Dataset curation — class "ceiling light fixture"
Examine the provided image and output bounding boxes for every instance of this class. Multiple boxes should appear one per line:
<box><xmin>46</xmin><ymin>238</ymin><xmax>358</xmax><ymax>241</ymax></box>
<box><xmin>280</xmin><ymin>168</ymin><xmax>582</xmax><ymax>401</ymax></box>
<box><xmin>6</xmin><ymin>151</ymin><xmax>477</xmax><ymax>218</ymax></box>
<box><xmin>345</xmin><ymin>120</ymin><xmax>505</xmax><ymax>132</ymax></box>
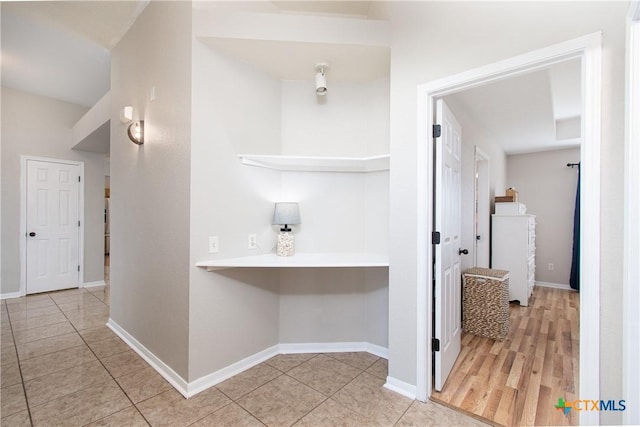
<box><xmin>127</xmin><ymin>120</ymin><xmax>144</xmax><ymax>145</ymax></box>
<box><xmin>315</xmin><ymin>63</ymin><xmax>329</xmax><ymax>96</ymax></box>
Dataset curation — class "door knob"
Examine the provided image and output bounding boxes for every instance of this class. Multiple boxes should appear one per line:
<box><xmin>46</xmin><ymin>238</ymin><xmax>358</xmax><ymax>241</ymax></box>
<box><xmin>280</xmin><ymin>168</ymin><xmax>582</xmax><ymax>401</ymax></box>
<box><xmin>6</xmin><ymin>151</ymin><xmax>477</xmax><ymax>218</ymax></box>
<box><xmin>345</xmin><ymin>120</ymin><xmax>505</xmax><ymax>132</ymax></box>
<box><xmin>28</xmin><ymin>232</ymin><xmax>36</xmax><ymax>237</ymax></box>
<box><xmin>459</xmin><ymin>248</ymin><xmax>469</xmax><ymax>255</ymax></box>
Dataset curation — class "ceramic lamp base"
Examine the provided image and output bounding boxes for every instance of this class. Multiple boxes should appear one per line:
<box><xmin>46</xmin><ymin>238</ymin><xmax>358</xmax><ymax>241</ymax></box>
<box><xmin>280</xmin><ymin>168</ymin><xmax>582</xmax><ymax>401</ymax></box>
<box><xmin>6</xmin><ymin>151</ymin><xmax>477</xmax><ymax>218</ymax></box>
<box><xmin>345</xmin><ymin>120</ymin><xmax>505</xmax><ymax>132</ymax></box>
<box><xmin>276</xmin><ymin>232</ymin><xmax>294</xmax><ymax>257</ymax></box>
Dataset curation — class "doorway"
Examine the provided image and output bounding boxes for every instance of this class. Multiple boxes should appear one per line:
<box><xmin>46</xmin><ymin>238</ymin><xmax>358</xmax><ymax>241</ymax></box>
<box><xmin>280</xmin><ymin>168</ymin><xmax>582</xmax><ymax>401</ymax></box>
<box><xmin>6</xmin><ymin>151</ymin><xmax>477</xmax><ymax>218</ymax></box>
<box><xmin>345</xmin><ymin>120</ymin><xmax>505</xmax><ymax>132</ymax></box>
<box><xmin>20</xmin><ymin>156</ymin><xmax>85</xmax><ymax>295</ymax></box>
<box><xmin>417</xmin><ymin>33</ymin><xmax>602</xmax><ymax>427</ymax></box>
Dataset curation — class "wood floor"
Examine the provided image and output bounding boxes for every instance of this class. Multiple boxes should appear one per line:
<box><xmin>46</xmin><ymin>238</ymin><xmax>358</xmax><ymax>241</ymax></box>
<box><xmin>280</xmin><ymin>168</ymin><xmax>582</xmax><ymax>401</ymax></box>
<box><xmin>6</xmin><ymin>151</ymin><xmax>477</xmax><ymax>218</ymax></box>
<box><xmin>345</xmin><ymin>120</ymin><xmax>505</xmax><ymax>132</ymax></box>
<box><xmin>431</xmin><ymin>286</ymin><xmax>579</xmax><ymax>426</ymax></box>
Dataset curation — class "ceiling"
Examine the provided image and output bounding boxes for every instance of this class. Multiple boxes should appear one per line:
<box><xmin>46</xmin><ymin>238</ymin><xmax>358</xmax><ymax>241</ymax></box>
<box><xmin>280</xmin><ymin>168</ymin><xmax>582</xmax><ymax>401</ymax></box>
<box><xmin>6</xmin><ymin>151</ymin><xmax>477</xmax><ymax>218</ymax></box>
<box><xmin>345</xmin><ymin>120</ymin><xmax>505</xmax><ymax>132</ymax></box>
<box><xmin>202</xmin><ymin>38</ymin><xmax>389</xmax><ymax>82</ymax></box>
<box><xmin>444</xmin><ymin>59</ymin><xmax>582</xmax><ymax>155</ymax></box>
<box><xmin>2</xmin><ymin>1</ymin><xmax>579</xmax><ymax>156</ymax></box>
<box><xmin>1</xmin><ymin>1</ymin><xmax>147</xmax><ymax>107</ymax></box>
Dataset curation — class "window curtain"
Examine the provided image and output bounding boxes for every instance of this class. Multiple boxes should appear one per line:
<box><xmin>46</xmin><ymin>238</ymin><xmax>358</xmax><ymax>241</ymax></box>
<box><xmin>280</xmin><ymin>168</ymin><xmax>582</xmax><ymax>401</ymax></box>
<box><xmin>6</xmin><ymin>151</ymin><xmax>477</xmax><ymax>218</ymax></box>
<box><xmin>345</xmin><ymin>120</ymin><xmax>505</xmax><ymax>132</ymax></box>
<box><xmin>570</xmin><ymin>164</ymin><xmax>580</xmax><ymax>291</ymax></box>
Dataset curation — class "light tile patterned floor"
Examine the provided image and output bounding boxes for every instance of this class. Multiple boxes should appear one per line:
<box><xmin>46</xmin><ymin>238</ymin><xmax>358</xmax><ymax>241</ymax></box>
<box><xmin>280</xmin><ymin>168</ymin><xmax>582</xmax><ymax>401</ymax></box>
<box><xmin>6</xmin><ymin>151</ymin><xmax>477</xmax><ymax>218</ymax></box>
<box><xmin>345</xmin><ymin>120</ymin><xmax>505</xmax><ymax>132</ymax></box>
<box><xmin>1</xmin><ymin>283</ymin><xmax>488</xmax><ymax>426</ymax></box>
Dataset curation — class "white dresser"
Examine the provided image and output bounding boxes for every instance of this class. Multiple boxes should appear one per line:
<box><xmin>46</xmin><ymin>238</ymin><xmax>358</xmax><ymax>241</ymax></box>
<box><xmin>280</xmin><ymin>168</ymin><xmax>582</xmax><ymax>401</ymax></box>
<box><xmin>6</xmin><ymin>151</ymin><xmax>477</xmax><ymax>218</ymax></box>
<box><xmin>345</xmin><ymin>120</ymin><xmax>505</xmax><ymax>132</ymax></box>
<box><xmin>491</xmin><ymin>209</ymin><xmax>536</xmax><ymax>306</ymax></box>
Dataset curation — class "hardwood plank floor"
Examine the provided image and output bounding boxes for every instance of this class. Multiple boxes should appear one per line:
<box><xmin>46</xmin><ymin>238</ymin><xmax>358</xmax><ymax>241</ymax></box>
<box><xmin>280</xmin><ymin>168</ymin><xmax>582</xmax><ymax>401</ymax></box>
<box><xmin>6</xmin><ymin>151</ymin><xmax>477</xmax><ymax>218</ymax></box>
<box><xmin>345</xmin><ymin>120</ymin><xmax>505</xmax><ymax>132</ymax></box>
<box><xmin>431</xmin><ymin>286</ymin><xmax>579</xmax><ymax>426</ymax></box>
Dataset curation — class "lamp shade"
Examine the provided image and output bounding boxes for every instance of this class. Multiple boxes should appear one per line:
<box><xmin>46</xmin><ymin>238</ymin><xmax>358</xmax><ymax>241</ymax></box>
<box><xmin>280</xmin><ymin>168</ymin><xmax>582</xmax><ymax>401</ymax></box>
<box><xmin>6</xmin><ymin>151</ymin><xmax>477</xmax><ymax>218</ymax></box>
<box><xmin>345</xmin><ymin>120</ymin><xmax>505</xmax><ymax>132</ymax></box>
<box><xmin>272</xmin><ymin>202</ymin><xmax>301</xmax><ymax>226</ymax></box>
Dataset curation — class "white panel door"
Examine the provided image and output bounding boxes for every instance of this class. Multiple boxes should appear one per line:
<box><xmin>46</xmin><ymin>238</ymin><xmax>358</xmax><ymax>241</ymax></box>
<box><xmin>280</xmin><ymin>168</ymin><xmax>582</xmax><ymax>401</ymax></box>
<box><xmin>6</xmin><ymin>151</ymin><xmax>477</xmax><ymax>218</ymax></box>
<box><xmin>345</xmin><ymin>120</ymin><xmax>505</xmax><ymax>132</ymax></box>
<box><xmin>434</xmin><ymin>99</ymin><xmax>463</xmax><ymax>391</ymax></box>
<box><xmin>26</xmin><ymin>159</ymin><xmax>80</xmax><ymax>294</ymax></box>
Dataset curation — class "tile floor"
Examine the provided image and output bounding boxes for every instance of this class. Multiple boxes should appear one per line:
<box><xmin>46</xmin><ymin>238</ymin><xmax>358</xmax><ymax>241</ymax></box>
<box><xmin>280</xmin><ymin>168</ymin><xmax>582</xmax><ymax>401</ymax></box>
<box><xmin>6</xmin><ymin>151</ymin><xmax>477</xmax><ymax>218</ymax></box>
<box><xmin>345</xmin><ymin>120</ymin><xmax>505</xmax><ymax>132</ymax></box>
<box><xmin>1</xmin><ymin>283</ymin><xmax>488</xmax><ymax>426</ymax></box>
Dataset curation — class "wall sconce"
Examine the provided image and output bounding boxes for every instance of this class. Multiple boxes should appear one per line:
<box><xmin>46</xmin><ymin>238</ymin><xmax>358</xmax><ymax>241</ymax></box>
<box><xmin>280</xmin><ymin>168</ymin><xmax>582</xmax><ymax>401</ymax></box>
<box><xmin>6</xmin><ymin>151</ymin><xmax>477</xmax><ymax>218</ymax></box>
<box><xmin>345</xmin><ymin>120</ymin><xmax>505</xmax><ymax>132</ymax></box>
<box><xmin>127</xmin><ymin>120</ymin><xmax>144</xmax><ymax>145</ymax></box>
<box><xmin>315</xmin><ymin>63</ymin><xmax>329</xmax><ymax>96</ymax></box>
<box><xmin>272</xmin><ymin>202</ymin><xmax>301</xmax><ymax>257</ymax></box>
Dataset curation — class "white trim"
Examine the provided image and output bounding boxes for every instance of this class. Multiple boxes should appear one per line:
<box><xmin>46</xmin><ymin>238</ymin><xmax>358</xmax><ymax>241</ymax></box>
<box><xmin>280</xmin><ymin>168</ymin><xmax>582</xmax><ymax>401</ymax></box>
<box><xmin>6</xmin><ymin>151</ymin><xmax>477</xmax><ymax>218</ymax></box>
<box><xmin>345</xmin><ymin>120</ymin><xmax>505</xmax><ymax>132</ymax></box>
<box><xmin>20</xmin><ymin>156</ymin><xmax>85</xmax><ymax>297</ymax></box>
<box><xmin>384</xmin><ymin>376</ymin><xmax>417</xmax><ymax>400</ymax></box>
<box><xmin>107</xmin><ymin>318</ymin><xmax>190</xmax><ymax>397</ymax></box>
<box><xmin>624</xmin><ymin>2</ymin><xmax>640</xmax><ymax>425</ymax></box>
<box><xmin>0</xmin><ymin>292</ymin><xmax>22</xmax><ymax>300</ymax></box>
<box><xmin>81</xmin><ymin>280</ymin><xmax>107</xmax><ymax>289</ymax></box>
<box><xmin>473</xmin><ymin>146</ymin><xmax>491</xmax><ymax>268</ymax></box>
<box><xmin>364</xmin><ymin>342</ymin><xmax>389</xmax><ymax>359</ymax></box>
<box><xmin>415</xmin><ymin>33</ymin><xmax>602</xmax><ymax>427</ymax></box>
<box><xmin>188</xmin><ymin>345</ymin><xmax>280</xmax><ymax>397</ymax></box>
<box><xmin>279</xmin><ymin>341</ymin><xmax>389</xmax><ymax>359</ymax></box>
<box><xmin>106</xmin><ymin>321</ymin><xmax>391</xmax><ymax>399</ymax></box>
<box><xmin>535</xmin><ymin>281</ymin><xmax>572</xmax><ymax>291</ymax></box>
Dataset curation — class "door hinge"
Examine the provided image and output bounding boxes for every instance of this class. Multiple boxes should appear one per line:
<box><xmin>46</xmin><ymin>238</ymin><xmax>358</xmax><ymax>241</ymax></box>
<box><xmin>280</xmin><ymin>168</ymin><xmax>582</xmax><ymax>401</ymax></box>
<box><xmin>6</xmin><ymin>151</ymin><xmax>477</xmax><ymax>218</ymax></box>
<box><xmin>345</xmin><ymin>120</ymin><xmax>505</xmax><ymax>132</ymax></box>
<box><xmin>432</xmin><ymin>338</ymin><xmax>440</xmax><ymax>352</ymax></box>
<box><xmin>77</xmin><ymin>265</ymin><xmax>80</xmax><ymax>272</ymax></box>
<box><xmin>433</xmin><ymin>124</ymin><xmax>442</xmax><ymax>138</ymax></box>
<box><xmin>78</xmin><ymin>220</ymin><xmax>81</xmax><ymax>227</ymax></box>
<box><xmin>432</xmin><ymin>231</ymin><xmax>441</xmax><ymax>245</ymax></box>
<box><xmin>78</xmin><ymin>176</ymin><xmax>81</xmax><ymax>182</ymax></box>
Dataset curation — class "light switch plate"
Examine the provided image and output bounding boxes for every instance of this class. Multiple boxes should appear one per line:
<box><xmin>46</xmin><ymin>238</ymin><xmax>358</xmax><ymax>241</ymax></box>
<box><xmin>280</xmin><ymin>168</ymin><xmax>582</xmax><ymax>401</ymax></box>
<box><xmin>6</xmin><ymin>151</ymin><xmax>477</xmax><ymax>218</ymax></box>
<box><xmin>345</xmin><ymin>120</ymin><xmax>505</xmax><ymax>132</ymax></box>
<box><xmin>208</xmin><ymin>236</ymin><xmax>219</xmax><ymax>253</ymax></box>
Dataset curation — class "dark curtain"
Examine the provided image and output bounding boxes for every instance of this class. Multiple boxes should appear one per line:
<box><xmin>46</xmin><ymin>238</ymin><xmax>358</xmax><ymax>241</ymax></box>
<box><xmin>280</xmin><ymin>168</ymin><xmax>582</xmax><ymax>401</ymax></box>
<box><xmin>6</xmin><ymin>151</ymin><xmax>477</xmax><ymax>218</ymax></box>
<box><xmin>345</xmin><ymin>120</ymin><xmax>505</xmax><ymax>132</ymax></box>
<box><xmin>570</xmin><ymin>164</ymin><xmax>580</xmax><ymax>291</ymax></box>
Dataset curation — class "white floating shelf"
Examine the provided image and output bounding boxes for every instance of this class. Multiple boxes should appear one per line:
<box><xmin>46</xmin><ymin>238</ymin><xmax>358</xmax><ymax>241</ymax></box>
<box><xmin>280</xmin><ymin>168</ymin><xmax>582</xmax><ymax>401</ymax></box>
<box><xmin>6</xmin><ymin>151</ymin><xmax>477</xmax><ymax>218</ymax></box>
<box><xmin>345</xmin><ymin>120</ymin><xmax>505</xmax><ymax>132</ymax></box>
<box><xmin>238</xmin><ymin>154</ymin><xmax>389</xmax><ymax>173</ymax></box>
<box><xmin>196</xmin><ymin>253</ymin><xmax>389</xmax><ymax>271</ymax></box>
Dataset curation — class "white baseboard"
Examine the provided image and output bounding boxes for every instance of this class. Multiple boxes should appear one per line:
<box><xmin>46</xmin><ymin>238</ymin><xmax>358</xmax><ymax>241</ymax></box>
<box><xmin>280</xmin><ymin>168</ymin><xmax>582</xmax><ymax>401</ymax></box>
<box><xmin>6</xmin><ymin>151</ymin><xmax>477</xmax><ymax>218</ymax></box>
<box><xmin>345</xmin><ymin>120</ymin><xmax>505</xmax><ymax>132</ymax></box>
<box><xmin>364</xmin><ymin>342</ymin><xmax>389</xmax><ymax>359</ymax></box>
<box><xmin>188</xmin><ymin>345</ymin><xmax>279</xmax><ymax>397</ymax></box>
<box><xmin>279</xmin><ymin>341</ymin><xmax>388</xmax><ymax>359</ymax></box>
<box><xmin>82</xmin><ymin>280</ymin><xmax>106</xmax><ymax>289</ymax></box>
<box><xmin>536</xmin><ymin>281</ymin><xmax>572</xmax><ymax>291</ymax></box>
<box><xmin>105</xmin><ymin>323</ymin><xmax>393</xmax><ymax>400</ymax></box>
<box><xmin>0</xmin><ymin>291</ymin><xmax>22</xmax><ymax>300</ymax></box>
<box><xmin>384</xmin><ymin>376</ymin><xmax>417</xmax><ymax>399</ymax></box>
<box><xmin>106</xmin><ymin>318</ymin><xmax>190</xmax><ymax>397</ymax></box>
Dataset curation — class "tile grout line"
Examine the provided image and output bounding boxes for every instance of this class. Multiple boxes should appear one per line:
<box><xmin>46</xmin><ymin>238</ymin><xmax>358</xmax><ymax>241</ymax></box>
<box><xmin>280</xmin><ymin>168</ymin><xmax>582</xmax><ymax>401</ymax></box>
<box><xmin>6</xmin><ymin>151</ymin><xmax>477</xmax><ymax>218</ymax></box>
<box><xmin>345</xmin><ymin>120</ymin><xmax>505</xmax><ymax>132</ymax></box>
<box><xmin>48</xmin><ymin>288</ymin><xmax>153</xmax><ymax>427</ymax></box>
<box><xmin>282</xmin><ymin>355</ymin><xmax>381</xmax><ymax>426</ymax></box>
<box><xmin>5</xmin><ymin>295</ymin><xmax>51</xmax><ymax>426</ymax></box>
<box><xmin>184</xmin><ymin>401</ymin><xmax>236</xmax><ymax>427</ymax></box>
<box><xmin>393</xmin><ymin>399</ymin><xmax>416</xmax><ymax>427</ymax></box>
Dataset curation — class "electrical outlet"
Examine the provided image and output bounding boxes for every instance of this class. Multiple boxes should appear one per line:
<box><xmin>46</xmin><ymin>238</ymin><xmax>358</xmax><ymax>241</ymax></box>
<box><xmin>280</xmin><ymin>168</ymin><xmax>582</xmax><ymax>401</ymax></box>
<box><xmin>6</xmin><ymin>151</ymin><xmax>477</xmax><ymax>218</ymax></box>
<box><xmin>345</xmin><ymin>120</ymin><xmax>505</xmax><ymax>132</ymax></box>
<box><xmin>208</xmin><ymin>236</ymin><xmax>219</xmax><ymax>253</ymax></box>
<box><xmin>548</xmin><ymin>263</ymin><xmax>554</xmax><ymax>271</ymax></box>
<box><xmin>248</xmin><ymin>234</ymin><xmax>257</xmax><ymax>249</ymax></box>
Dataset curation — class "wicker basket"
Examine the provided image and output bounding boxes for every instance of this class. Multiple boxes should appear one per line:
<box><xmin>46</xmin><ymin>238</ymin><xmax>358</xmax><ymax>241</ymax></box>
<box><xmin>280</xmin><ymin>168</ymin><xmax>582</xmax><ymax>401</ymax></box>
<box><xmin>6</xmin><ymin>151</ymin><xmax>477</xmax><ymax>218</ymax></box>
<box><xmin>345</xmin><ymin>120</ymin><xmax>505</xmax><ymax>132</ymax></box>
<box><xmin>462</xmin><ymin>267</ymin><xmax>510</xmax><ymax>341</ymax></box>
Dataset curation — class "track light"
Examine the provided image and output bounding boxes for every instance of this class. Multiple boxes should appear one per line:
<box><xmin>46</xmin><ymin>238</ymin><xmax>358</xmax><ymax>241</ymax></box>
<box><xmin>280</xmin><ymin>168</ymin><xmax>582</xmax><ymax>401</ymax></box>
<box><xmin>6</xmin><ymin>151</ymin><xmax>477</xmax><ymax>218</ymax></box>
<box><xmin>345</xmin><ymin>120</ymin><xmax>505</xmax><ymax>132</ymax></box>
<box><xmin>315</xmin><ymin>63</ymin><xmax>329</xmax><ymax>96</ymax></box>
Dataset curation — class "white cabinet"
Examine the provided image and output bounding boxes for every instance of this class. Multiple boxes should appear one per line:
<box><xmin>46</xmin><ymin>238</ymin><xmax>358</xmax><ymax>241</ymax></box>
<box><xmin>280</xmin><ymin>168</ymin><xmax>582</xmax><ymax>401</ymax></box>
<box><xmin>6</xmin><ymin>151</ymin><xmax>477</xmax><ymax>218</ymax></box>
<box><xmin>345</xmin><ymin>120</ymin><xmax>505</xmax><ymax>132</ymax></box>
<box><xmin>495</xmin><ymin>202</ymin><xmax>527</xmax><ymax>215</ymax></box>
<box><xmin>491</xmin><ymin>214</ymin><xmax>536</xmax><ymax>306</ymax></box>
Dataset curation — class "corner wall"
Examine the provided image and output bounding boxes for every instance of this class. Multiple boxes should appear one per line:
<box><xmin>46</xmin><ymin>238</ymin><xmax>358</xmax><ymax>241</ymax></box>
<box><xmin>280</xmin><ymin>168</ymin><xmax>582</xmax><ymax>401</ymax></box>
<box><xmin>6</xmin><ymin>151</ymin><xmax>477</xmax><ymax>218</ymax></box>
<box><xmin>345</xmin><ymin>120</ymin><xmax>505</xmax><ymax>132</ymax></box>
<box><xmin>189</xmin><ymin>11</ymin><xmax>390</xmax><ymax>381</ymax></box>
<box><xmin>109</xmin><ymin>1</ymin><xmax>192</xmax><ymax>380</ymax></box>
<box><xmin>188</xmin><ymin>35</ymin><xmax>282</xmax><ymax>382</ymax></box>
<box><xmin>0</xmin><ymin>88</ymin><xmax>105</xmax><ymax>294</ymax></box>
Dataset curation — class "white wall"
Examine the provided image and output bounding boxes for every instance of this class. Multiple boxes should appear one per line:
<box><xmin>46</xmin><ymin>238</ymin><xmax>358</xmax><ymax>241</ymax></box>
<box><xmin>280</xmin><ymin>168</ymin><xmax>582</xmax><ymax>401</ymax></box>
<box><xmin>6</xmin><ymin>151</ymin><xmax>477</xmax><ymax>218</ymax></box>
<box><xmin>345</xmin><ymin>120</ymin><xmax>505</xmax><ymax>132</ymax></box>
<box><xmin>277</xmin><ymin>79</ymin><xmax>389</xmax><ymax>349</ymax></box>
<box><xmin>109</xmin><ymin>1</ymin><xmax>192</xmax><ymax>380</ymax></box>
<box><xmin>387</xmin><ymin>3</ymin><xmax>627</xmax><ymax>422</ymax></box>
<box><xmin>444</xmin><ymin>97</ymin><xmax>507</xmax><ymax>272</ymax></box>
<box><xmin>508</xmin><ymin>148</ymin><xmax>580</xmax><ymax>285</ymax></box>
<box><xmin>277</xmin><ymin>170</ymin><xmax>389</xmax><ymax>347</ymax></box>
<box><xmin>188</xmin><ymin>34</ymin><xmax>282</xmax><ymax>381</ymax></box>
<box><xmin>0</xmin><ymin>87</ymin><xmax>105</xmax><ymax>294</ymax></box>
<box><xmin>281</xmin><ymin>79</ymin><xmax>389</xmax><ymax>157</ymax></box>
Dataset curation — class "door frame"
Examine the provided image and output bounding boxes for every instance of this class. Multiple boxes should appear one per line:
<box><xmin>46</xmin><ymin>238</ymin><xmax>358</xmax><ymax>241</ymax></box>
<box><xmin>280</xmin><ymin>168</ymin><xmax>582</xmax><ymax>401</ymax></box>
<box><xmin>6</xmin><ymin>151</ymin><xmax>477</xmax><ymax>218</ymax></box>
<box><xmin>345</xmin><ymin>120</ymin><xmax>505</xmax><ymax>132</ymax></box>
<box><xmin>20</xmin><ymin>156</ymin><xmax>85</xmax><ymax>296</ymax></box>
<box><xmin>624</xmin><ymin>1</ymin><xmax>640</xmax><ymax>424</ymax></box>
<box><xmin>416</xmin><ymin>32</ymin><xmax>602</xmax><ymax>426</ymax></box>
<box><xmin>473</xmin><ymin>146</ymin><xmax>490</xmax><ymax>268</ymax></box>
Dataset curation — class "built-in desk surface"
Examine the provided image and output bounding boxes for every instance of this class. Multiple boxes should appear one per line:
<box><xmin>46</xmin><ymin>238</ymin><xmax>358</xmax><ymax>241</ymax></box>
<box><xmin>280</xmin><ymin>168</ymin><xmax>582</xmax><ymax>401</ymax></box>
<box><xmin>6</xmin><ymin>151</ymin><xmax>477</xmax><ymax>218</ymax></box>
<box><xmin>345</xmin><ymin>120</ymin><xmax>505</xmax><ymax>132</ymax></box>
<box><xmin>196</xmin><ymin>253</ymin><xmax>389</xmax><ymax>271</ymax></box>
